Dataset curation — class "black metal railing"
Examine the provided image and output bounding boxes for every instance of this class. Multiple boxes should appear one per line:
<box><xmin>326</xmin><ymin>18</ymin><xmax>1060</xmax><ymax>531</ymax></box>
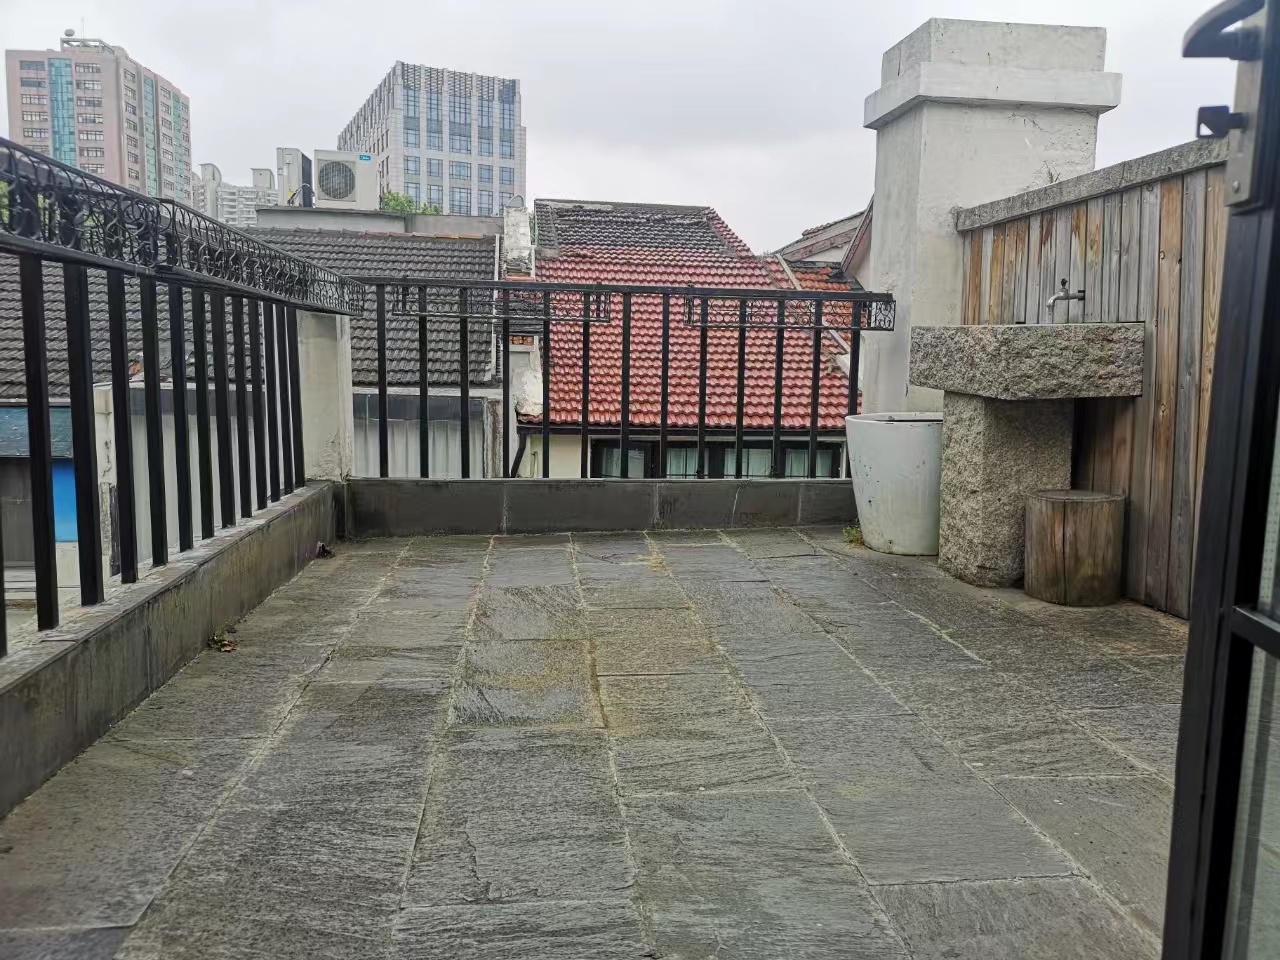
<box><xmin>0</xmin><ymin>137</ymin><xmax>365</xmax><ymax>656</ymax></box>
<box><xmin>361</xmin><ymin>277</ymin><xmax>893</xmax><ymax>484</ymax></box>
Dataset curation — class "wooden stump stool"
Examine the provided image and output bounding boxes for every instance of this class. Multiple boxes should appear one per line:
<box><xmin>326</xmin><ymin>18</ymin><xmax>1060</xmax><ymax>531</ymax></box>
<box><xmin>1025</xmin><ymin>490</ymin><xmax>1125</xmax><ymax>606</ymax></box>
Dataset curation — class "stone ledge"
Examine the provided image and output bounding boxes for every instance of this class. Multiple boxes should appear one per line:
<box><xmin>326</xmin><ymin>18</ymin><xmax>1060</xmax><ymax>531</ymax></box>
<box><xmin>910</xmin><ymin>323</ymin><xmax>1144</xmax><ymax>400</ymax></box>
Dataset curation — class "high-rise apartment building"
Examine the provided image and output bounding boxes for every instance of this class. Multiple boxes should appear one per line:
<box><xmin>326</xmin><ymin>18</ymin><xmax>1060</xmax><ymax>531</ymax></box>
<box><xmin>5</xmin><ymin>33</ymin><xmax>192</xmax><ymax>204</ymax></box>
<box><xmin>193</xmin><ymin>163</ymin><xmax>276</xmax><ymax>229</ymax></box>
<box><xmin>338</xmin><ymin>63</ymin><xmax>526</xmax><ymax>217</ymax></box>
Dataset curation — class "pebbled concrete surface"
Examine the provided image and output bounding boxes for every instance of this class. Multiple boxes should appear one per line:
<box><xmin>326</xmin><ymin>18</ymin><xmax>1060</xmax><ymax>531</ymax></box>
<box><xmin>0</xmin><ymin>526</ymin><xmax>1184</xmax><ymax>958</ymax></box>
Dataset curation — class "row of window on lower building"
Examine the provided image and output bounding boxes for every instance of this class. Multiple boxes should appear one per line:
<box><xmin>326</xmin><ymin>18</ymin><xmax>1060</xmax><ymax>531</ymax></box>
<box><xmin>591</xmin><ymin>440</ymin><xmax>843</xmax><ymax>480</ymax></box>
<box><xmin>402</xmin><ymin>158</ymin><xmax>515</xmax><ymax>184</ymax></box>
<box><xmin>401</xmin><ymin>183</ymin><xmax>515</xmax><ymax>215</ymax></box>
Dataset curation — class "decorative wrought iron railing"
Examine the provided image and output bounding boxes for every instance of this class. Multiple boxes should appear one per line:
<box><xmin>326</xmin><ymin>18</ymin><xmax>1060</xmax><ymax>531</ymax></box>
<box><xmin>361</xmin><ymin>276</ymin><xmax>895</xmax><ymax>485</ymax></box>
<box><xmin>0</xmin><ymin>137</ymin><xmax>361</xmax><ymax>656</ymax></box>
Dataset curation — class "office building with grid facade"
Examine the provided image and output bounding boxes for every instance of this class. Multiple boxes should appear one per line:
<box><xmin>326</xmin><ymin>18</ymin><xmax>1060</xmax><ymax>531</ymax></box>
<box><xmin>337</xmin><ymin>63</ymin><xmax>526</xmax><ymax>217</ymax></box>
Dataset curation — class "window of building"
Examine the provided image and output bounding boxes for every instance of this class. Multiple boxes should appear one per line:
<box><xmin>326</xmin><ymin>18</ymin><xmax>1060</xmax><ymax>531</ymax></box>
<box><xmin>82</xmin><ymin>163</ymin><xmax>105</xmax><ymax>173</ymax></box>
<box><xmin>403</xmin><ymin>86</ymin><xmax>419</xmax><ymax>117</ymax></box>
<box><xmin>449</xmin><ymin>161</ymin><xmax>471</xmax><ymax>180</ymax></box>
<box><xmin>499</xmin><ymin>166</ymin><xmax>515</xmax><ymax>186</ymax></box>
<box><xmin>21</xmin><ymin>94</ymin><xmax>47</xmax><ymax>105</ymax></box>
<box><xmin>22</xmin><ymin>127</ymin><xmax>49</xmax><ymax>139</ymax></box>
<box><xmin>128</xmin><ymin>151</ymin><xmax>139</xmax><ymax>164</ymax></box>
<box><xmin>162</xmin><ymin>134</ymin><xmax>172</xmax><ymax>146</ymax></box>
<box><xmin>405</xmin><ymin>182</ymin><xmax>421</xmax><ymax>202</ymax></box>
<box><xmin>126</xmin><ymin>135</ymin><xmax>139</xmax><ymax>148</ymax></box>
<box><xmin>427</xmin><ymin>131</ymin><xmax>443</xmax><ymax>151</ymax></box>
<box><xmin>405</xmin><ymin>156</ymin><xmax>420</xmax><ymax>175</ymax></box>
<box><xmin>124</xmin><ymin>85</ymin><xmax>136</xmax><ymax>99</ymax></box>
<box><xmin>449</xmin><ymin>186</ymin><xmax>470</xmax><ymax>215</ymax></box>
<box><xmin>478</xmin><ymin>136</ymin><xmax>493</xmax><ymax>157</ymax></box>
<box><xmin>75</xmin><ymin>79</ymin><xmax>102</xmax><ymax>90</ymax></box>
<box><xmin>426</xmin><ymin>184</ymin><xmax>443</xmax><ymax>207</ymax></box>
<box><xmin>162</xmin><ymin>149</ymin><xmax>174</xmax><ymax>161</ymax></box>
<box><xmin>449</xmin><ymin>128</ymin><xmax>471</xmax><ymax>154</ymax></box>
<box><xmin>478</xmin><ymin>164</ymin><xmax>492</xmax><ymax>183</ymax></box>
<box><xmin>19</xmin><ymin>60</ymin><xmax>45</xmax><ymax>71</ymax></box>
<box><xmin>405</xmin><ymin>127</ymin><xmax>419</xmax><ymax>148</ymax></box>
<box><xmin>163</xmin><ymin>164</ymin><xmax>174</xmax><ymax>176</ymax></box>
<box><xmin>499</xmin><ymin>191</ymin><xmax>514</xmax><ymax>210</ymax></box>
<box><xmin>500</xmin><ymin>100</ymin><xmax>516</xmax><ymax>130</ymax></box>
<box><xmin>500</xmin><ymin>139</ymin><xmax>515</xmax><ymax>159</ymax></box>
<box><xmin>477</xmin><ymin>189</ymin><xmax>493</xmax><ymax>216</ymax></box>
<box><xmin>75</xmin><ymin>96</ymin><xmax>101</xmax><ymax>107</ymax></box>
<box><xmin>128</xmin><ymin>169</ymin><xmax>140</xmax><ymax>181</ymax></box>
<box><xmin>448</xmin><ymin>93</ymin><xmax>470</xmax><ymax>125</ymax></box>
<box><xmin>77</xmin><ymin>130</ymin><xmax>104</xmax><ymax>141</ymax></box>
<box><xmin>21</xmin><ymin>111</ymin><xmax>48</xmax><ymax>123</ymax></box>
<box><xmin>74</xmin><ymin>62</ymin><xmax>101</xmax><ymax>73</ymax></box>
<box><xmin>125</xmin><ymin>118</ymin><xmax>137</xmax><ymax>131</ymax></box>
<box><xmin>426</xmin><ymin>158</ymin><xmax>442</xmax><ymax>178</ymax></box>
<box><xmin>161</xmin><ymin>118</ymin><xmax>172</xmax><ymax>130</ymax></box>
<box><xmin>124</xmin><ymin>69</ymin><xmax>136</xmax><ymax>81</ymax></box>
<box><xmin>79</xmin><ymin>146</ymin><xmax>105</xmax><ymax>157</ymax></box>
<box><xmin>20</xmin><ymin>78</ymin><xmax>46</xmax><ymax>88</ymax></box>
<box><xmin>160</xmin><ymin>102</ymin><xmax>171</xmax><ymax>115</ymax></box>
<box><xmin>77</xmin><ymin>114</ymin><xmax>103</xmax><ymax>124</ymax></box>
<box><xmin>163</xmin><ymin>180</ymin><xmax>174</xmax><ymax>191</ymax></box>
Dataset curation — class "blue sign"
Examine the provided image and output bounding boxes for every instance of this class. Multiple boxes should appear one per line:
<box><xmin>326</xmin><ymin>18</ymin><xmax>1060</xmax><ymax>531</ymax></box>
<box><xmin>359</xmin><ymin>154</ymin><xmax>372</xmax><ymax>161</ymax></box>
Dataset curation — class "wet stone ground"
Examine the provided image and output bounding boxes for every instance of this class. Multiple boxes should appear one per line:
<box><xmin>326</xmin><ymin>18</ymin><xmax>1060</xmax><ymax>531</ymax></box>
<box><xmin>0</xmin><ymin>527</ymin><xmax>1187</xmax><ymax>959</ymax></box>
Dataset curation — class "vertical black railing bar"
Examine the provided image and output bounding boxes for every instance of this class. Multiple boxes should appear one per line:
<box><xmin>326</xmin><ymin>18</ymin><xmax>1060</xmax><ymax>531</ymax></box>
<box><xmin>210</xmin><ymin>294</ymin><xmax>235</xmax><ymax>528</ymax></box>
<box><xmin>277</xmin><ymin>303</ymin><xmax>294</xmax><ymax>493</ymax></box>
<box><xmin>696</xmin><ymin>298</ymin><xmax>709</xmax><ymax>480</ymax></box>
<box><xmin>248</xmin><ymin>300</ymin><xmax>267</xmax><ymax>509</ymax></box>
<box><xmin>231</xmin><ymin>297</ymin><xmax>252</xmax><ymax>517</ymax></box>
<box><xmin>287</xmin><ymin>307</ymin><xmax>304</xmax><ymax>486</ymax></box>
<box><xmin>771</xmin><ymin>299</ymin><xmax>785</xmax><ymax>479</ymax></box>
<box><xmin>263</xmin><ymin>302</ymin><xmax>281</xmax><ymax>501</ymax></box>
<box><xmin>620</xmin><ymin>292</ymin><xmax>632</xmax><ymax>479</ymax></box>
<box><xmin>659</xmin><ymin>294</ymin><xmax>670</xmax><ymax>478</ymax></box>
<box><xmin>168</xmin><ymin>284</ymin><xmax>192</xmax><ymax>551</ymax></box>
<box><xmin>580</xmin><ymin>292</ymin><xmax>591</xmax><ymax>479</ymax></box>
<box><xmin>62</xmin><ymin>264</ymin><xmax>103</xmax><ymax>605</ymax></box>
<box><xmin>458</xmin><ymin>287</ymin><xmax>471</xmax><ymax>480</ymax></box>
<box><xmin>19</xmin><ymin>256</ymin><xmax>57</xmax><ymax>627</ymax></box>
<box><xmin>418</xmin><ymin>286</ymin><xmax>430</xmax><ymax>478</ymax></box>
<box><xmin>734</xmin><ymin>298</ymin><xmax>747</xmax><ymax>479</ymax></box>
<box><xmin>846</xmin><ymin>326</ymin><xmax>861</xmax><ymax>478</ymax></box>
<box><xmin>807</xmin><ymin>301</ymin><xmax>823</xmax><ymax>479</ymax></box>
<box><xmin>376</xmin><ymin>285</ymin><xmax>388</xmax><ymax>479</ymax></box>
<box><xmin>107</xmin><ymin>270</ymin><xmax>137</xmax><ymax>581</ymax></box>
<box><xmin>541</xmin><ymin>290</ymin><xmax>551</xmax><ymax>479</ymax></box>
<box><xmin>191</xmin><ymin>290</ymin><xmax>215</xmax><ymax>539</ymax></box>
<box><xmin>501</xmin><ymin>289</ymin><xmax>511</xmax><ymax>479</ymax></box>
<box><xmin>140</xmin><ymin>278</ymin><xmax>168</xmax><ymax>564</ymax></box>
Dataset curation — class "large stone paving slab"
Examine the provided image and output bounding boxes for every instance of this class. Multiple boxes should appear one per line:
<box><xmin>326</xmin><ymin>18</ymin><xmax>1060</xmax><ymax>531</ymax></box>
<box><xmin>405</xmin><ymin>729</ymin><xmax>632</xmax><ymax>906</ymax></box>
<box><xmin>877</xmin><ymin>876</ymin><xmax>1160</xmax><ymax>959</ymax></box>
<box><xmin>452</xmin><ymin>639</ymin><xmax>598</xmax><ymax>727</ymax></box>
<box><xmin>624</xmin><ymin>789</ymin><xmax>907</xmax><ymax>958</ymax></box>
<box><xmin>472</xmin><ymin>585</ymin><xmax>585</xmax><ymax>642</ymax></box>
<box><xmin>0</xmin><ymin>927</ymin><xmax>130</xmax><ymax>960</ymax></box>
<box><xmin>771</xmin><ymin>715</ymin><xmax>1072</xmax><ymax>885</ymax></box>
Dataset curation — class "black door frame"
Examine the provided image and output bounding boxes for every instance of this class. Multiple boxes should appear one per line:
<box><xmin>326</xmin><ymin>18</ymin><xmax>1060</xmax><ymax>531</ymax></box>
<box><xmin>1164</xmin><ymin>2</ymin><xmax>1280</xmax><ymax>956</ymax></box>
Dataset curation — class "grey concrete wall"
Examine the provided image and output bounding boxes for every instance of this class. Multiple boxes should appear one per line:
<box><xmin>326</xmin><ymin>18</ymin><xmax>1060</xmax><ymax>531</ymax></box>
<box><xmin>345</xmin><ymin>479</ymin><xmax>856</xmax><ymax>537</ymax></box>
<box><xmin>407</xmin><ymin>213</ymin><xmax>501</xmax><ymax>236</ymax></box>
<box><xmin>0</xmin><ymin>483</ymin><xmax>339</xmax><ymax>818</ymax></box>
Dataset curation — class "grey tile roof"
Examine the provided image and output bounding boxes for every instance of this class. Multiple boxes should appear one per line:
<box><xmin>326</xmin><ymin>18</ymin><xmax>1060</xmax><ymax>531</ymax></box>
<box><xmin>245</xmin><ymin>229</ymin><xmax>497</xmax><ymax>388</ymax></box>
<box><xmin>534</xmin><ymin>199</ymin><xmax>742</xmax><ymax>254</ymax></box>
<box><xmin>0</xmin><ymin>229</ymin><xmax>498</xmax><ymax>400</ymax></box>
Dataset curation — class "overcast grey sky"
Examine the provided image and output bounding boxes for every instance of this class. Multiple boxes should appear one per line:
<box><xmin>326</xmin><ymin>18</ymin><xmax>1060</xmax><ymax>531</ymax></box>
<box><xmin>0</xmin><ymin>0</ymin><xmax>1235</xmax><ymax>251</ymax></box>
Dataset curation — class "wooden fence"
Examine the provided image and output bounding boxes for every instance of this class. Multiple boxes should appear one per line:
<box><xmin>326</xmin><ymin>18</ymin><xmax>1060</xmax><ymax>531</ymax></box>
<box><xmin>956</xmin><ymin>146</ymin><xmax>1228</xmax><ymax>618</ymax></box>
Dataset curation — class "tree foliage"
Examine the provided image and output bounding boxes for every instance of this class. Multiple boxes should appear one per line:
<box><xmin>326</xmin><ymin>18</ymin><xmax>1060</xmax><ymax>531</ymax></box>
<box><xmin>380</xmin><ymin>192</ymin><xmax>442</xmax><ymax>216</ymax></box>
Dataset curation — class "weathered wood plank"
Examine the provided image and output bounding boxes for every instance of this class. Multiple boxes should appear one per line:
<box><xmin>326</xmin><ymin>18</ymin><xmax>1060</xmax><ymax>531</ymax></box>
<box><xmin>1007</xmin><ymin>218</ymin><xmax>1028</xmax><ymax>326</ymax></box>
<box><xmin>1073</xmin><ymin>400</ymin><xmax>1094</xmax><ymax>490</ymax></box>
<box><xmin>1038</xmin><ymin>209</ymin><xmax>1059</xmax><ymax>325</ymax></box>
<box><xmin>1054</xmin><ymin>205</ymin><xmax>1074</xmax><ymax>324</ymax></box>
<box><xmin>1126</xmin><ymin>181</ymin><xmax>1162</xmax><ymax>602</ymax></box>
<box><xmin>1068</xmin><ymin>202</ymin><xmax>1088</xmax><ymax>323</ymax></box>
<box><xmin>978</xmin><ymin>226</ymin><xmax>994</xmax><ymax>326</ymax></box>
<box><xmin>1024</xmin><ymin>214</ymin><xmax>1043</xmax><ymax>326</ymax></box>
<box><xmin>1084</xmin><ymin>196</ymin><xmax>1105</xmax><ymax>322</ymax></box>
<box><xmin>1118</xmin><ymin>187</ymin><xmax>1142</xmax><ymax>322</ymax></box>
<box><xmin>1145</xmin><ymin>176</ymin><xmax>1183</xmax><ymax>611</ymax></box>
<box><xmin>1112</xmin><ymin>397</ymin><xmax>1135</xmax><ymax>499</ymax></box>
<box><xmin>964</xmin><ymin>229</ymin><xmax>983</xmax><ymax>326</ymax></box>
<box><xmin>1197</xmin><ymin>166</ymin><xmax>1227</xmax><ymax>550</ymax></box>
<box><xmin>1102</xmin><ymin>193</ymin><xmax>1122</xmax><ymax>324</ymax></box>
<box><xmin>987</xmin><ymin>224</ymin><xmax>1006</xmax><ymax>326</ymax></box>
<box><xmin>1168</xmin><ymin>168</ymin><xmax>1206</xmax><ymax>619</ymax></box>
<box><xmin>1093</xmin><ymin>398</ymin><xmax>1117</xmax><ymax>492</ymax></box>
<box><xmin>961</xmin><ymin>231</ymin><xmax>974</xmax><ymax>324</ymax></box>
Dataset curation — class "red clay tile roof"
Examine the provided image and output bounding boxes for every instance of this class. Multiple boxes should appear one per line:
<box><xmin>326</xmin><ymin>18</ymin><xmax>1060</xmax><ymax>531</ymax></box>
<box><xmin>531</xmin><ymin>201</ymin><xmax>855</xmax><ymax>430</ymax></box>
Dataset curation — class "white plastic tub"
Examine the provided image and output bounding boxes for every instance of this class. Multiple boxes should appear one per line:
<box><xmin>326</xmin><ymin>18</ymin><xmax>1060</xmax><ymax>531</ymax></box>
<box><xmin>844</xmin><ymin>413</ymin><xmax>943</xmax><ymax>556</ymax></box>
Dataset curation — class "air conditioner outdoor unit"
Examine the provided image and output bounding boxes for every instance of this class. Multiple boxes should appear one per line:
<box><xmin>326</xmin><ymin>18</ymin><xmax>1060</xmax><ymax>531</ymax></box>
<box><xmin>312</xmin><ymin>150</ymin><xmax>377</xmax><ymax>210</ymax></box>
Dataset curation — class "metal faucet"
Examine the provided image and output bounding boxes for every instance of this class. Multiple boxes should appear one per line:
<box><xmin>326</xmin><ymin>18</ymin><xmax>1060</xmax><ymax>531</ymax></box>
<box><xmin>1046</xmin><ymin>278</ymin><xmax>1085</xmax><ymax>317</ymax></box>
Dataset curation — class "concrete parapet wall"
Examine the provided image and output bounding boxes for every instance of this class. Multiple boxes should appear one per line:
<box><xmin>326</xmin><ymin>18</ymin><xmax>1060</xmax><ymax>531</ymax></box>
<box><xmin>345</xmin><ymin>479</ymin><xmax>856</xmax><ymax>537</ymax></box>
<box><xmin>0</xmin><ymin>483</ymin><xmax>339</xmax><ymax>818</ymax></box>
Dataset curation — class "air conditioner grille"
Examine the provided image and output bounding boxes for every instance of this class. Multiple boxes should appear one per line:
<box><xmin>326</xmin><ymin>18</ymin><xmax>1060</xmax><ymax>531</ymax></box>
<box><xmin>317</xmin><ymin>160</ymin><xmax>356</xmax><ymax>200</ymax></box>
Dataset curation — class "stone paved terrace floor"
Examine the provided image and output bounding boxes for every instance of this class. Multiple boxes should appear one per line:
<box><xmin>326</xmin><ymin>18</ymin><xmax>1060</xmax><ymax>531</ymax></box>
<box><xmin>0</xmin><ymin>527</ymin><xmax>1188</xmax><ymax>959</ymax></box>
